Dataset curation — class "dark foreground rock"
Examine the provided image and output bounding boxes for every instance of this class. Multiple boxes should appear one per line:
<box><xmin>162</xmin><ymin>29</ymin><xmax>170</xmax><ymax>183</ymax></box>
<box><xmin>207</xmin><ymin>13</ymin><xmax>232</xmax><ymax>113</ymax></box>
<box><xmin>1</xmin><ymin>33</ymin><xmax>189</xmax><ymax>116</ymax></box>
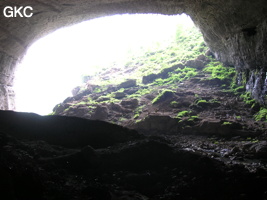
<box><xmin>0</xmin><ymin>110</ymin><xmax>141</xmax><ymax>148</ymax></box>
<box><xmin>0</xmin><ymin>110</ymin><xmax>267</xmax><ymax>200</ymax></box>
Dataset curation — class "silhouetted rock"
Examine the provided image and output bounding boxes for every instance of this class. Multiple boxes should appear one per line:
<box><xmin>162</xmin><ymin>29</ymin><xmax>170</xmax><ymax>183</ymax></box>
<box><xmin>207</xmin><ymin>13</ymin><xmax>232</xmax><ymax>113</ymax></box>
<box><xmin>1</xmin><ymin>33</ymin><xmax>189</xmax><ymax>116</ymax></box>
<box><xmin>0</xmin><ymin>110</ymin><xmax>141</xmax><ymax>148</ymax></box>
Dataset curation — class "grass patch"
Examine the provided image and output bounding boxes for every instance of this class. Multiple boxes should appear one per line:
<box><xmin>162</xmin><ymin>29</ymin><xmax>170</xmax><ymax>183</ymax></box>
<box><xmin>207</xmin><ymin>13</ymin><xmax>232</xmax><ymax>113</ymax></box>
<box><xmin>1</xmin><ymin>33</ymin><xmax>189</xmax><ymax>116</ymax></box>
<box><xmin>254</xmin><ymin>108</ymin><xmax>267</xmax><ymax>121</ymax></box>
<box><xmin>240</xmin><ymin>92</ymin><xmax>256</xmax><ymax>107</ymax></box>
<box><xmin>222</xmin><ymin>121</ymin><xmax>232</xmax><ymax>125</ymax></box>
<box><xmin>177</xmin><ymin>110</ymin><xmax>191</xmax><ymax>118</ymax></box>
<box><xmin>203</xmin><ymin>60</ymin><xmax>235</xmax><ymax>82</ymax></box>
<box><xmin>170</xmin><ymin>101</ymin><xmax>179</xmax><ymax>108</ymax></box>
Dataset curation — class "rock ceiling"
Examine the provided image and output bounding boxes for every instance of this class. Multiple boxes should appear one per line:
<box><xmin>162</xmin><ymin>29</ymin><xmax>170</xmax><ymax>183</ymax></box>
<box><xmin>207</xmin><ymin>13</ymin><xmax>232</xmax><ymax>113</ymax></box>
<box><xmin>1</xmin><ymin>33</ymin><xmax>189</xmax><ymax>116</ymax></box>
<box><xmin>0</xmin><ymin>0</ymin><xmax>267</xmax><ymax>109</ymax></box>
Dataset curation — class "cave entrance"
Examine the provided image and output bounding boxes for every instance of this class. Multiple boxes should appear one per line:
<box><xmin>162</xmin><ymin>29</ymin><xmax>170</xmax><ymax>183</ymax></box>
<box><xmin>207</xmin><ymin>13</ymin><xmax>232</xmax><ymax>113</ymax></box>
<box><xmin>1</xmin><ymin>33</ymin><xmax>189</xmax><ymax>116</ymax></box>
<box><xmin>13</xmin><ymin>13</ymin><xmax>200</xmax><ymax>115</ymax></box>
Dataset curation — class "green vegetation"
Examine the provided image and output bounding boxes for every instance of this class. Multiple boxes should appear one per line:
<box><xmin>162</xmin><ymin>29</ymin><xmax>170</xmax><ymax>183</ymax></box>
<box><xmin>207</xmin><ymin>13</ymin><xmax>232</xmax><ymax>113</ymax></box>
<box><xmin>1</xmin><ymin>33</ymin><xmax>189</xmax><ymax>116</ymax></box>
<box><xmin>117</xmin><ymin>88</ymin><xmax>125</xmax><ymax>93</ymax></box>
<box><xmin>153</xmin><ymin>67</ymin><xmax>198</xmax><ymax>86</ymax></box>
<box><xmin>87</xmin><ymin>97</ymin><xmax>98</xmax><ymax>105</ymax></box>
<box><xmin>119</xmin><ymin>117</ymin><xmax>128</xmax><ymax>122</ymax></box>
<box><xmin>175</xmin><ymin>23</ymin><xmax>207</xmax><ymax>62</ymax></box>
<box><xmin>56</xmin><ymin>16</ymin><xmax>265</xmax><ymax>129</ymax></box>
<box><xmin>76</xmin><ymin>102</ymin><xmax>87</xmax><ymax>105</ymax></box>
<box><xmin>245</xmin><ymin>137</ymin><xmax>259</xmax><ymax>143</ymax></box>
<box><xmin>177</xmin><ymin>110</ymin><xmax>191</xmax><ymax>118</ymax></box>
<box><xmin>170</xmin><ymin>101</ymin><xmax>179</xmax><ymax>108</ymax></box>
<box><xmin>222</xmin><ymin>121</ymin><xmax>232</xmax><ymax>125</ymax></box>
<box><xmin>93</xmin><ymin>87</ymin><xmax>102</xmax><ymax>93</ymax></box>
<box><xmin>128</xmin><ymin>88</ymin><xmax>152</xmax><ymax>99</ymax></box>
<box><xmin>196</xmin><ymin>99</ymin><xmax>207</xmax><ymax>104</ymax></box>
<box><xmin>235</xmin><ymin>116</ymin><xmax>242</xmax><ymax>120</ymax></box>
<box><xmin>240</xmin><ymin>92</ymin><xmax>256</xmax><ymax>107</ymax></box>
<box><xmin>152</xmin><ymin>90</ymin><xmax>174</xmax><ymax>104</ymax></box>
<box><xmin>188</xmin><ymin>115</ymin><xmax>199</xmax><ymax>121</ymax></box>
<box><xmin>176</xmin><ymin>110</ymin><xmax>199</xmax><ymax>124</ymax></box>
<box><xmin>254</xmin><ymin>108</ymin><xmax>267</xmax><ymax>121</ymax></box>
<box><xmin>134</xmin><ymin>105</ymin><xmax>145</xmax><ymax>115</ymax></box>
<box><xmin>232</xmin><ymin>86</ymin><xmax>245</xmax><ymax>94</ymax></box>
<box><xmin>134</xmin><ymin>105</ymin><xmax>145</xmax><ymax>121</ymax></box>
<box><xmin>81</xmin><ymin>21</ymin><xmax>208</xmax><ymax>86</ymax></box>
<box><xmin>203</xmin><ymin>60</ymin><xmax>235</xmax><ymax>82</ymax></box>
<box><xmin>53</xmin><ymin>20</ymin><xmax>213</xmax><ymax>119</ymax></box>
<box><xmin>191</xmin><ymin>98</ymin><xmax>220</xmax><ymax>108</ymax></box>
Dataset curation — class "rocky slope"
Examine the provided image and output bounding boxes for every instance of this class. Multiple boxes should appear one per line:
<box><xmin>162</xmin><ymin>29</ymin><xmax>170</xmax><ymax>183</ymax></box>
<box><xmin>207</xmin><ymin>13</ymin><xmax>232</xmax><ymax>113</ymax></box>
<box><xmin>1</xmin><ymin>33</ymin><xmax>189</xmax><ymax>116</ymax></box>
<box><xmin>49</xmin><ymin>51</ymin><xmax>267</xmax><ymax>197</ymax></box>
<box><xmin>53</xmin><ymin>53</ymin><xmax>266</xmax><ymax>136</ymax></box>
<box><xmin>1</xmin><ymin>56</ymin><xmax>267</xmax><ymax>199</ymax></box>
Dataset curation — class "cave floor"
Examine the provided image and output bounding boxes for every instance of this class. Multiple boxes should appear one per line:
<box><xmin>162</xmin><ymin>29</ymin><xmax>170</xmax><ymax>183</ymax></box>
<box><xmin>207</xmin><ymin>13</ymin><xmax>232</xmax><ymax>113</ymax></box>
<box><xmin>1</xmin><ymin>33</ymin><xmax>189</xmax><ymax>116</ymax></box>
<box><xmin>1</xmin><ymin>128</ymin><xmax>267</xmax><ymax>200</ymax></box>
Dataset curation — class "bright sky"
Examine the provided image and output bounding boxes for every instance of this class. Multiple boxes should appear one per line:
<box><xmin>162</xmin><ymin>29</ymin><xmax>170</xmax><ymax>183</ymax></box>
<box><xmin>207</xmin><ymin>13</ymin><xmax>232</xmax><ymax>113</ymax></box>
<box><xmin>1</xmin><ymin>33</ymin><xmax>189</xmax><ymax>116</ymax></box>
<box><xmin>14</xmin><ymin>14</ymin><xmax>194</xmax><ymax>115</ymax></box>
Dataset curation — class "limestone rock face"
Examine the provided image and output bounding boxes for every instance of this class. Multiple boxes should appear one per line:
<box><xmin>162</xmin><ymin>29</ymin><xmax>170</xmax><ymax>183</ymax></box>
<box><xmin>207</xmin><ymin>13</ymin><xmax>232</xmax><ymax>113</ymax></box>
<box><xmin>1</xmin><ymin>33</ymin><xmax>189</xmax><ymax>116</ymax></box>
<box><xmin>186</xmin><ymin>0</ymin><xmax>267</xmax><ymax>102</ymax></box>
<box><xmin>0</xmin><ymin>0</ymin><xmax>267</xmax><ymax>108</ymax></box>
<box><xmin>187</xmin><ymin>1</ymin><xmax>267</xmax><ymax>69</ymax></box>
<box><xmin>0</xmin><ymin>52</ymin><xmax>16</xmax><ymax>109</ymax></box>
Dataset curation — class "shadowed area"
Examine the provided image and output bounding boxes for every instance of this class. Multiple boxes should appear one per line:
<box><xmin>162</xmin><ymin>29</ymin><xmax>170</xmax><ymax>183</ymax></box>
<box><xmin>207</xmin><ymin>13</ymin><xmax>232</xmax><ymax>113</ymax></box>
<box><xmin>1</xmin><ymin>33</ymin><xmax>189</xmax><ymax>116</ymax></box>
<box><xmin>0</xmin><ymin>110</ymin><xmax>140</xmax><ymax>148</ymax></box>
<box><xmin>0</xmin><ymin>110</ymin><xmax>267</xmax><ymax>199</ymax></box>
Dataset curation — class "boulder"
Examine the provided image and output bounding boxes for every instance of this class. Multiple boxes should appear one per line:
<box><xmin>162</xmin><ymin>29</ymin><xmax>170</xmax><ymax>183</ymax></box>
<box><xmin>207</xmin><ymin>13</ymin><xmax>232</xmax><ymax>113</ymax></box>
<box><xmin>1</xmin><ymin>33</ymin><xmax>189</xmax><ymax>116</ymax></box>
<box><xmin>106</xmin><ymin>84</ymin><xmax>118</xmax><ymax>93</ymax></box>
<box><xmin>119</xmin><ymin>79</ymin><xmax>136</xmax><ymax>88</ymax></box>
<box><xmin>124</xmin><ymin>88</ymin><xmax>139</xmax><ymax>95</ymax></box>
<box><xmin>114</xmin><ymin>92</ymin><xmax>126</xmax><ymax>99</ymax></box>
<box><xmin>142</xmin><ymin>74</ymin><xmax>159</xmax><ymax>84</ymax></box>
<box><xmin>134</xmin><ymin>115</ymin><xmax>178</xmax><ymax>134</ymax></box>
<box><xmin>196</xmin><ymin>119</ymin><xmax>243</xmax><ymax>136</ymax></box>
<box><xmin>53</xmin><ymin>103</ymin><xmax>65</xmax><ymax>114</ymax></box>
<box><xmin>249</xmin><ymin>141</ymin><xmax>267</xmax><ymax>157</ymax></box>
<box><xmin>63</xmin><ymin>96</ymin><xmax>74</xmax><ymax>104</ymax></box>
<box><xmin>120</xmin><ymin>99</ymin><xmax>139</xmax><ymax>109</ymax></box>
<box><xmin>185</xmin><ymin>59</ymin><xmax>205</xmax><ymax>69</ymax></box>
<box><xmin>152</xmin><ymin>90</ymin><xmax>174</xmax><ymax>104</ymax></box>
<box><xmin>159</xmin><ymin>63</ymin><xmax>183</xmax><ymax>78</ymax></box>
<box><xmin>71</xmin><ymin>86</ymin><xmax>81</xmax><ymax>96</ymax></box>
<box><xmin>91</xmin><ymin>105</ymin><xmax>108</xmax><ymax>120</ymax></box>
<box><xmin>110</xmin><ymin>103</ymin><xmax>123</xmax><ymax>112</ymax></box>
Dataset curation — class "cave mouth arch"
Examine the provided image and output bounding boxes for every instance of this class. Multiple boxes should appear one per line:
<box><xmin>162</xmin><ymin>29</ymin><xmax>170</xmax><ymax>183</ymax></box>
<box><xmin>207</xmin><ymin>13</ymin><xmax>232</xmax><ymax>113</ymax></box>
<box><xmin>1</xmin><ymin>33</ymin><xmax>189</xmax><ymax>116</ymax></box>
<box><xmin>1</xmin><ymin>1</ymin><xmax>266</xmax><ymax>110</ymax></box>
<box><xmin>14</xmin><ymin>13</ymin><xmax>198</xmax><ymax>115</ymax></box>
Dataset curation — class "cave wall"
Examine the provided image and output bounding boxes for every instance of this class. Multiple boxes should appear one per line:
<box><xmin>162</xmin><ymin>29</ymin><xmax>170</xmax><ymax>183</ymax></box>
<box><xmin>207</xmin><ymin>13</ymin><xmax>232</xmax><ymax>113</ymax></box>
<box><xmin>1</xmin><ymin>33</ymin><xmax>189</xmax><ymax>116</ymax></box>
<box><xmin>0</xmin><ymin>0</ymin><xmax>266</xmax><ymax>109</ymax></box>
<box><xmin>0</xmin><ymin>52</ymin><xmax>16</xmax><ymax>109</ymax></box>
<box><xmin>187</xmin><ymin>0</ymin><xmax>267</xmax><ymax>103</ymax></box>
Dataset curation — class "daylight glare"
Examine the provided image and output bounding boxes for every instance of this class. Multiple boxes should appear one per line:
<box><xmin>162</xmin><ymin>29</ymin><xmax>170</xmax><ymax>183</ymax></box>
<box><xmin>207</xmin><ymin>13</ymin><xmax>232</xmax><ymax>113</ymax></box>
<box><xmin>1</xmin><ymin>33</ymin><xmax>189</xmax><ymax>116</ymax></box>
<box><xmin>14</xmin><ymin>14</ymin><xmax>194</xmax><ymax>115</ymax></box>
